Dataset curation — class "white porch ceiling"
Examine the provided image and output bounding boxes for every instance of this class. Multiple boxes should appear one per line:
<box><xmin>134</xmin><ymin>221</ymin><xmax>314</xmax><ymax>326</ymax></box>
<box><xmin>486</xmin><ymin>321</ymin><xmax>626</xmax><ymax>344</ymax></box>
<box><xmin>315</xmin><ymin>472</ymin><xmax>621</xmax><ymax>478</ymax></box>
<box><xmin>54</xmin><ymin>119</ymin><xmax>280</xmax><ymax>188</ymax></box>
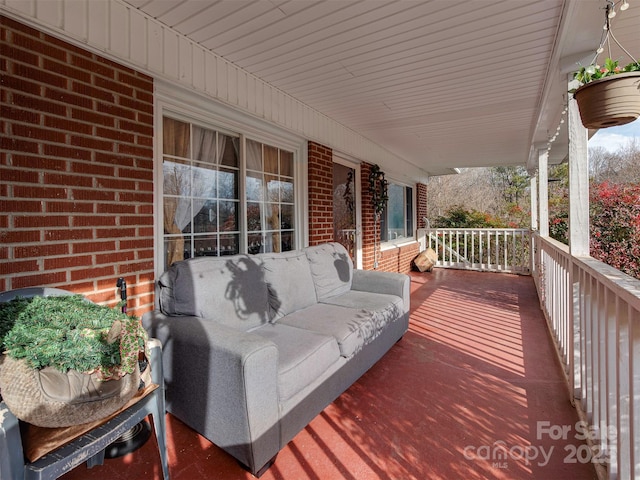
<box><xmin>123</xmin><ymin>0</ymin><xmax>640</xmax><ymax>176</ymax></box>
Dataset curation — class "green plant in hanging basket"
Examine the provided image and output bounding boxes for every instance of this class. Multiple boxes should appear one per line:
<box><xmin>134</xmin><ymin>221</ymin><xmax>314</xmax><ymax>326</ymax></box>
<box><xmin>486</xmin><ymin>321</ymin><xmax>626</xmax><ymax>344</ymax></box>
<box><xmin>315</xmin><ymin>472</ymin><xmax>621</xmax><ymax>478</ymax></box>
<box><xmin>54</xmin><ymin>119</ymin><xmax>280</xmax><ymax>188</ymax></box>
<box><xmin>0</xmin><ymin>294</ymin><xmax>145</xmax><ymax>379</ymax></box>
<box><xmin>572</xmin><ymin>58</ymin><xmax>640</xmax><ymax>87</ymax></box>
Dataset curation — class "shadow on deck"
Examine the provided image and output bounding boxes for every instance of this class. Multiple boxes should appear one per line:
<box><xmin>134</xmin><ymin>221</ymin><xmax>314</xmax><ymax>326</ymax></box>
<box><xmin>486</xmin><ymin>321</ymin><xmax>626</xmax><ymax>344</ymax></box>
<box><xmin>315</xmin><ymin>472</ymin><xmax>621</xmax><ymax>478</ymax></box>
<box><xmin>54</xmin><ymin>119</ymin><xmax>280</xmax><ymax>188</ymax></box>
<box><xmin>61</xmin><ymin>269</ymin><xmax>597</xmax><ymax>480</ymax></box>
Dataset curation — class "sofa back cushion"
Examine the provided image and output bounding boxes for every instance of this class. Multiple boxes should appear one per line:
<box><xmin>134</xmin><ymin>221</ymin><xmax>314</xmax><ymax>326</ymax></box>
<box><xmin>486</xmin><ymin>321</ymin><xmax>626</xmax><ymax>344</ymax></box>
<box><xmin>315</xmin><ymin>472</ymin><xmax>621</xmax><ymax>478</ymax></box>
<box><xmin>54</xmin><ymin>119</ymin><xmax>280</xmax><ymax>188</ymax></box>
<box><xmin>158</xmin><ymin>255</ymin><xmax>270</xmax><ymax>331</ymax></box>
<box><xmin>256</xmin><ymin>250</ymin><xmax>318</xmax><ymax>321</ymax></box>
<box><xmin>304</xmin><ymin>243</ymin><xmax>353</xmax><ymax>301</ymax></box>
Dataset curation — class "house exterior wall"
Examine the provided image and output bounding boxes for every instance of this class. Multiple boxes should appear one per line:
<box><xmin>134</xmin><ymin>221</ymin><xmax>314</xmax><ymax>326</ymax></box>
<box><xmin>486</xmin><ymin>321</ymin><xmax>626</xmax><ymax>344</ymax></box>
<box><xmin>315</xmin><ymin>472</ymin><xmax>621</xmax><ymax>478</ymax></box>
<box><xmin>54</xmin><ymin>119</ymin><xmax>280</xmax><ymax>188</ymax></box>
<box><xmin>0</xmin><ymin>15</ymin><xmax>155</xmax><ymax>314</ymax></box>
<box><xmin>307</xmin><ymin>142</ymin><xmax>333</xmax><ymax>246</ymax></box>
<box><xmin>1</xmin><ymin>14</ymin><xmax>421</xmax><ymax>315</ymax></box>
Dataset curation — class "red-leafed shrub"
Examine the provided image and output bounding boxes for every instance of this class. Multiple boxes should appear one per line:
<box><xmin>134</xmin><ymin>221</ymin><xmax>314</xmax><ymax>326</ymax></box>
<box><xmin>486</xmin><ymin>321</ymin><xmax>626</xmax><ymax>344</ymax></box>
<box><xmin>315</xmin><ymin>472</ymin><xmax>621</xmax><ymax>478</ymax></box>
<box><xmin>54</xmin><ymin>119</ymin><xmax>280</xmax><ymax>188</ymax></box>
<box><xmin>590</xmin><ymin>182</ymin><xmax>640</xmax><ymax>279</ymax></box>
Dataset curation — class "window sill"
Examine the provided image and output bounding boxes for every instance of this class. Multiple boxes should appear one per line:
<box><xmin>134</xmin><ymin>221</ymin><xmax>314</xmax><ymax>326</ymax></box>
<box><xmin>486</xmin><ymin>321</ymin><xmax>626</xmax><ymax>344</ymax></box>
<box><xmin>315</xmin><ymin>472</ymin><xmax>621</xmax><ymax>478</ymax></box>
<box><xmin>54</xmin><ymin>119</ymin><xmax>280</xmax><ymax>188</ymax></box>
<box><xmin>380</xmin><ymin>239</ymin><xmax>418</xmax><ymax>251</ymax></box>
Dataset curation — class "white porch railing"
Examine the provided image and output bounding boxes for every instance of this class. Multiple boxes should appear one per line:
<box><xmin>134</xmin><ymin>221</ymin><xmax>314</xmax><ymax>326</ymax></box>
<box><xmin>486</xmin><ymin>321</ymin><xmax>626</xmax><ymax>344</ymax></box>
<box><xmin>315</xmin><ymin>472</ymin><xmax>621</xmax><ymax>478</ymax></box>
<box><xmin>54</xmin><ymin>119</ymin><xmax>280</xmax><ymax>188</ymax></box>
<box><xmin>533</xmin><ymin>232</ymin><xmax>640</xmax><ymax>480</ymax></box>
<box><xmin>417</xmin><ymin>228</ymin><xmax>640</xmax><ymax>479</ymax></box>
<box><xmin>417</xmin><ymin>228</ymin><xmax>531</xmax><ymax>274</ymax></box>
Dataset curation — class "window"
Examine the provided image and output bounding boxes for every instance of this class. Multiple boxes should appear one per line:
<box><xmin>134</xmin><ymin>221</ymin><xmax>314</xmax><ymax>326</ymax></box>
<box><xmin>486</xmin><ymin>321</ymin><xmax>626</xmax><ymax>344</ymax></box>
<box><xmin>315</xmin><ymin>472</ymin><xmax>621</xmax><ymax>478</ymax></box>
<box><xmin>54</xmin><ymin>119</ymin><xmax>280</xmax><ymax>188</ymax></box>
<box><xmin>380</xmin><ymin>183</ymin><xmax>414</xmax><ymax>243</ymax></box>
<box><xmin>162</xmin><ymin>116</ymin><xmax>296</xmax><ymax>269</ymax></box>
<box><xmin>246</xmin><ymin>140</ymin><xmax>295</xmax><ymax>255</ymax></box>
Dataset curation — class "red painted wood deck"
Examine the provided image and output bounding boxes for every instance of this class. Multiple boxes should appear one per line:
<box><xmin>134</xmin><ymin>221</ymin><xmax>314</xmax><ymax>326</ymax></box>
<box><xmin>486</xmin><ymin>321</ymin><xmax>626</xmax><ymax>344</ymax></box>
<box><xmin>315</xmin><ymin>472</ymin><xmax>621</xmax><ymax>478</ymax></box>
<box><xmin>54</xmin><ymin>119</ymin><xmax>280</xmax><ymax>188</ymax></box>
<box><xmin>61</xmin><ymin>269</ymin><xmax>597</xmax><ymax>479</ymax></box>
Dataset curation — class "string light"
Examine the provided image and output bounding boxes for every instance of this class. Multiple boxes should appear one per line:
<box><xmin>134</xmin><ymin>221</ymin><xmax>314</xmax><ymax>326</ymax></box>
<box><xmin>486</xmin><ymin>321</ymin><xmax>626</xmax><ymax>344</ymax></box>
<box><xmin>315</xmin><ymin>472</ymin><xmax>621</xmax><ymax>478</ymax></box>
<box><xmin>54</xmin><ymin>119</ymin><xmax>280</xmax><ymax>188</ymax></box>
<box><xmin>620</xmin><ymin>0</ymin><xmax>629</xmax><ymax>10</ymax></box>
<box><xmin>546</xmin><ymin>106</ymin><xmax>568</xmax><ymax>154</ymax></box>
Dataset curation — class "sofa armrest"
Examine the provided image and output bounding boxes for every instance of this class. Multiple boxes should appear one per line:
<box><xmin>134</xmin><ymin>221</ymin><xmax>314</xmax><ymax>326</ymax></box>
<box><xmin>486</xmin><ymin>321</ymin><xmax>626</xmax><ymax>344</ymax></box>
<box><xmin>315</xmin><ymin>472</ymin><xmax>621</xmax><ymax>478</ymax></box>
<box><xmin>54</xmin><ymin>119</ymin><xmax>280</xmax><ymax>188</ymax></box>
<box><xmin>351</xmin><ymin>269</ymin><xmax>411</xmax><ymax>314</ymax></box>
<box><xmin>142</xmin><ymin>311</ymin><xmax>280</xmax><ymax>473</ymax></box>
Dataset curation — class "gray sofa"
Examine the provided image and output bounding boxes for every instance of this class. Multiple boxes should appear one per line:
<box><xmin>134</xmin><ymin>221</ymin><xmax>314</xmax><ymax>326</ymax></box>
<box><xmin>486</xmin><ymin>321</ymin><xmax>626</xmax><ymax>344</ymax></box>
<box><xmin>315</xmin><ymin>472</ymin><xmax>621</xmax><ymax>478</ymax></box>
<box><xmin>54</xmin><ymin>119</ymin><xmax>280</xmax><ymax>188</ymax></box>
<box><xmin>142</xmin><ymin>242</ymin><xmax>410</xmax><ymax>476</ymax></box>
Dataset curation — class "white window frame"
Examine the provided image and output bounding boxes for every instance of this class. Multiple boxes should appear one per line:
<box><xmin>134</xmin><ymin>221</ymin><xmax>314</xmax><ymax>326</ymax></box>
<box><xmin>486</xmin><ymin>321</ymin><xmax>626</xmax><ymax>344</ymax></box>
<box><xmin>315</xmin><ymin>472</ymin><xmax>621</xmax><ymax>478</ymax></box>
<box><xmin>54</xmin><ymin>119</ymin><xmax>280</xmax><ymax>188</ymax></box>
<box><xmin>153</xmin><ymin>82</ymin><xmax>307</xmax><ymax>277</ymax></box>
<box><xmin>380</xmin><ymin>178</ymin><xmax>417</xmax><ymax>249</ymax></box>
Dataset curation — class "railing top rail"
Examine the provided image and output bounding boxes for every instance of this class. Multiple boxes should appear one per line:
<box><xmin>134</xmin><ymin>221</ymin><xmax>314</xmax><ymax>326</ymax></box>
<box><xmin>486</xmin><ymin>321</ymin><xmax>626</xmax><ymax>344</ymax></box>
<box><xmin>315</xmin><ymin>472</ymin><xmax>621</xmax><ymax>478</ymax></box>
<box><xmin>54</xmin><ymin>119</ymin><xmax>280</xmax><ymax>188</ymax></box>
<box><xmin>534</xmin><ymin>232</ymin><xmax>640</xmax><ymax>309</ymax></box>
<box><xmin>423</xmin><ymin>228</ymin><xmax>530</xmax><ymax>232</ymax></box>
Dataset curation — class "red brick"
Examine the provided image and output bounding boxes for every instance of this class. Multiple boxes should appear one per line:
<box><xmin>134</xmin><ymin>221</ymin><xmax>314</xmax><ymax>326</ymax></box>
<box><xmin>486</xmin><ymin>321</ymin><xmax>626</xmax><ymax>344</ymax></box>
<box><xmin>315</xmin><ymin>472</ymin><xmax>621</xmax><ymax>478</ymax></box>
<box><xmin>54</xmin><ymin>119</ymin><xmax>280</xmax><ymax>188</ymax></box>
<box><xmin>70</xmin><ymin>265</ymin><xmax>115</xmax><ymax>281</ymax></box>
<box><xmin>71</xmin><ymin>107</ymin><xmax>115</xmax><ymax>128</ymax></box>
<box><xmin>72</xmin><ymin>215</ymin><xmax>117</xmax><ymax>227</ymax></box>
<box><xmin>94</xmin><ymin>76</ymin><xmax>134</xmax><ymax>98</ymax></box>
<box><xmin>11</xmin><ymin>31</ymin><xmax>67</xmax><ymax>61</ymax></box>
<box><xmin>72</xmin><ymin>240</ymin><xmax>116</xmax><ymax>254</ymax></box>
<box><xmin>13</xmin><ymin>185</ymin><xmax>68</xmax><ymax>199</ymax></box>
<box><xmin>2</xmin><ymin>70</ymin><xmax>42</xmax><ymax>95</ymax></box>
<box><xmin>94</xmin><ymin>152</ymin><xmax>134</xmax><ymax>167</ymax></box>
<box><xmin>14</xmin><ymin>243</ymin><xmax>69</xmax><ymax>258</ymax></box>
<box><xmin>43</xmin><ymin>143</ymin><xmax>92</xmax><ymax>161</ymax></box>
<box><xmin>0</xmin><ymin>200</ymin><xmax>42</xmax><ymax>213</ymax></box>
<box><xmin>13</xmin><ymin>123</ymin><xmax>66</xmax><ymax>143</ymax></box>
<box><xmin>70</xmin><ymin>54</ymin><xmax>116</xmax><ymax>80</ymax></box>
<box><xmin>44</xmin><ymin>254</ymin><xmax>93</xmax><ymax>270</ymax></box>
<box><xmin>96</xmin><ymin>101</ymin><xmax>136</xmax><ymax>121</ymax></box>
<box><xmin>0</xmin><ymin>167</ymin><xmax>40</xmax><ymax>184</ymax></box>
<box><xmin>118</xmin><ymin>260</ymin><xmax>153</xmax><ymax>274</ymax></box>
<box><xmin>96</xmin><ymin>202</ymin><xmax>136</xmax><ymax>215</ymax></box>
<box><xmin>70</xmin><ymin>188</ymin><xmax>116</xmax><ymax>202</ymax></box>
<box><xmin>95</xmin><ymin>126</ymin><xmax>135</xmax><ymax>144</ymax></box>
<box><xmin>118</xmin><ymin>119</ymin><xmax>153</xmax><ymax>136</ymax></box>
<box><xmin>1</xmin><ymin>136</ymin><xmax>40</xmax><ymax>154</ymax></box>
<box><xmin>118</xmin><ymin>191</ymin><xmax>152</xmax><ymax>204</ymax></box>
<box><xmin>0</xmin><ymin>259</ymin><xmax>39</xmax><ymax>275</ymax></box>
<box><xmin>70</xmin><ymin>134</ymin><xmax>115</xmax><ymax>152</ymax></box>
<box><xmin>11</xmin><ymin>271</ymin><xmax>67</xmax><ymax>289</ymax></box>
<box><xmin>11</xmin><ymin>92</ymin><xmax>67</xmax><ymax>116</ymax></box>
<box><xmin>0</xmin><ymin>229</ymin><xmax>40</xmax><ymax>243</ymax></box>
<box><xmin>46</xmin><ymin>201</ymin><xmax>94</xmax><ymax>214</ymax></box>
<box><xmin>12</xmin><ymin>155</ymin><xmax>69</xmax><ymax>171</ymax></box>
<box><xmin>70</xmin><ymin>161</ymin><xmax>115</xmax><ymax>178</ymax></box>
<box><xmin>116</xmin><ymin>143</ymin><xmax>152</xmax><ymax>159</ymax></box>
<box><xmin>117</xmin><ymin>71</ymin><xmax>153</xmax><ymax>91</ymax></box>
<box><xmin>44</xmin><ymin>228</ymin><xmax>93</xmax><ymax>242</ymax></box>
<box><xmin>96</xmin><ymin>227</ymin><xmax>136</xmax><ymax>239</ymax></box>
<box><xmin>44</xmin><ymin>115</ymin><xmax>93</xmax><ymax>135</ymax></box>
<box><xmin>41</xmin><ymin>59</ymin><xmax>94</xmax><ymax>85</ymax></box>
<box><xmin>44</xmin><ymin>172</ymin><xmax>93</xmax><ymax>187</ymax></box>
<box><xmin>96</xmin><ymin>251</ymin><xmax>136</xmax><ymax>265</ymax></box>
<box><xmin>13</xmin><ymin>61</ymin><xmax>69</xmax><ymax>88</ymax></box>
<box><xmin>14</xmin><ymin>215</ymin><xmax>69</xmax><ymax>228</ymax></box>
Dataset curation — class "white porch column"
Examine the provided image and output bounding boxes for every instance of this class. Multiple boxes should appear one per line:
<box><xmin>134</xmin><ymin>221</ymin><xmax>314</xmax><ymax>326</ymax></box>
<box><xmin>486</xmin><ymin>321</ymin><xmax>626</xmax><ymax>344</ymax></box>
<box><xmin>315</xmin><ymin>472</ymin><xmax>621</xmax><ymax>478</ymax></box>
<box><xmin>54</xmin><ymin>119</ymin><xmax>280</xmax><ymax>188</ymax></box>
<box><xmin>538</xmin><ymin>150</ymin><xmax>549</xmax><ymax>237</ymax></box>
<box><xmin>567</xmin><ymin>91</ymin><xmax>590</xmax><ymax>256</ymax></box>
<box><xmin>530</xmin><ymin>174</ymin><xmax>538</xmax><ymax>231</ymax></box>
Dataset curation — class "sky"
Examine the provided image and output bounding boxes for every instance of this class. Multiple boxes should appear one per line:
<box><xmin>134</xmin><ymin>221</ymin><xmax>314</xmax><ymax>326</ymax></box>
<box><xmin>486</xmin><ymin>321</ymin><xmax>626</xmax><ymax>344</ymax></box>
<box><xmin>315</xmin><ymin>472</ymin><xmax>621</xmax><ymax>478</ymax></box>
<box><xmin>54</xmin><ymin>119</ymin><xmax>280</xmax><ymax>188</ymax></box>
<box><xmin>588</xmin><ymin>117</ymin><xmax>640</xmax><ymax>152</ymax></box>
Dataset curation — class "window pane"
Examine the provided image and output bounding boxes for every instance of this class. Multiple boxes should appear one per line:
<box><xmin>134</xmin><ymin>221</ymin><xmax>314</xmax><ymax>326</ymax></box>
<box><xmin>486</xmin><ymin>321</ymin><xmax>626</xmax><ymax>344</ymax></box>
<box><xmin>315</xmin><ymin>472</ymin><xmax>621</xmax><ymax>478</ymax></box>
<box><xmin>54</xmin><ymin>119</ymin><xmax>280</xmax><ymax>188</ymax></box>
<box><xmin>246</xmin><ymin>172</ymin><xmax>264</xmax><ymax>201</ymax></box>
<box><xmin>163</xmin><ymin>117</ymin><xmax>190</xmax><ymax>158</ymax></box>
<box><xmin>194</xmin><ymin>235</ymin><xmax>217</xmax><ymax>257</ymax></box>
<box><xmin>281</xmin><ymin>204</ymin><xmax>294</xmax><ymax>230</ymax></box>
<box><xmin>219</xmin><ymin>167</ymin><xmax>238</xmax><ymax>199</ymax></box>
<box><xmin>220</xmin><ymin>201</ymin><xmax>238</xmax><ymax>231</ymax></box>
<box><xmin>247</xmin><ymin>202</ymin><xmax>262</xmax><ymax>231</ymax></box>
<box><xmin>246</xmin><ymin>139</ymin><xmax>262</xmax><ymax>171</ymax></box>
<box><xmin>280</xmin><ymin>151</ymin><xmax>293</xmax><ymax>177</ymax></box>
<box><xmin>266</xmin><ymin>204</ymin><xmax>280</xmax><ymax>231</ymax></box>
<box><xmin>163</xmin><ymin>159</ymin><xmax>190</xmax><ymax>196</ymax></box>
<box><xmin>192</xmin><ymin>162</ymin><xmax>217</xmax><ymax>199</ymax></box>
<box><xmin>221</xmin><ymin>136</ymin><xmax>239</xmax><ymax>167</ymax></box>
<box><xmin>280</xmin><ymin>179</ymin><xmax>294</xmax><ymax>203</ymax></box>
<box><xmin>220</xmin><ymin>234</ymin><xmax>239</xmax><ymax>255</ymax></box>
<box><xmin>193</xmin><ymin>126</ymin><xmax>217</xmax><ymax>164</ymax></box>
<box><xmin>193</xmin><ymin>200</ymin><xmax>218</xmax><ymax>233</ymax></box>
<box><xmin>248</xmin><ymin>233</ymin><xmax>264</xmax><ymax>254</ymax></box>
<box><xmin>264</xmin><ymin>146</ymin><xmax>278</xmax><ymax>174</ymax></box>
<box><xmin>267</xmin><ymin>176</ymin><xmax>280</xmax><ymax>202</ymax></box>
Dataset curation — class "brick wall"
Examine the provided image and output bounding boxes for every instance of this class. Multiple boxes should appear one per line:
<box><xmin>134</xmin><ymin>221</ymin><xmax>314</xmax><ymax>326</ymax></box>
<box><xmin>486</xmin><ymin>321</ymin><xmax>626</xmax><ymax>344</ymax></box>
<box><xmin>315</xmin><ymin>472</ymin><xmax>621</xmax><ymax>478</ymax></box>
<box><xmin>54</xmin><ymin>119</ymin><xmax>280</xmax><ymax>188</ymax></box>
<box><xmin>307</xmin><ymin>141</ymin><xmax>333</xmax><ymax>246</ymax></box>
<box><xmin>0</xmin><ymin>16</ymin><xmax>155</xmax><ymax>315</ymax></box>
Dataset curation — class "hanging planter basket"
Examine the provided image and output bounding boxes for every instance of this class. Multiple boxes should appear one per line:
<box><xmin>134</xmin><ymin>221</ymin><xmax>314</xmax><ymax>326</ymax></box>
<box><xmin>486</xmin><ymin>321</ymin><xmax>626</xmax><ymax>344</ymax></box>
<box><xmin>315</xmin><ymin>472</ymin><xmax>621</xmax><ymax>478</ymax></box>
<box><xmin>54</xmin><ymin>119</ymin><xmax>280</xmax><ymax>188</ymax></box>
<box><xmin>573</xmin><ymin>71</ymin><xmax>640</xmax><ymax>129</ymax></box>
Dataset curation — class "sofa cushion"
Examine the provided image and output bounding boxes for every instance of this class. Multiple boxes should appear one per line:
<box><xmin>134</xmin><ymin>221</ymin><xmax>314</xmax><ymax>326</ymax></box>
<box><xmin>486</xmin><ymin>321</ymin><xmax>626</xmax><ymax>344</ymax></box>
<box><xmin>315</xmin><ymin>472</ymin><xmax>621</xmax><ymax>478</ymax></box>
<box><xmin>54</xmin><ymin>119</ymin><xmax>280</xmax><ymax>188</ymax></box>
<box><xmin>158</xmin><ymin>255</ymin><xmax>270</xmax><ymax>331</ymax></box>
<box><xmin>256</xmin><ymin>250</ymin><xmax>318</xmax><ymax>321</ymax></box>
<box><xmin>278</xmin><ymin>295</ymin><xmax>402</xmax><ymax>358</ymax></box>
<box><xmin>249</xmin><ymin>323</ymin><xmax>340</xmax><ymax>402</ymax></box>
<box><xmin>304</xmin><ymin>243</ymin><xmax>353</xmax><ymax>301</ymax></box>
